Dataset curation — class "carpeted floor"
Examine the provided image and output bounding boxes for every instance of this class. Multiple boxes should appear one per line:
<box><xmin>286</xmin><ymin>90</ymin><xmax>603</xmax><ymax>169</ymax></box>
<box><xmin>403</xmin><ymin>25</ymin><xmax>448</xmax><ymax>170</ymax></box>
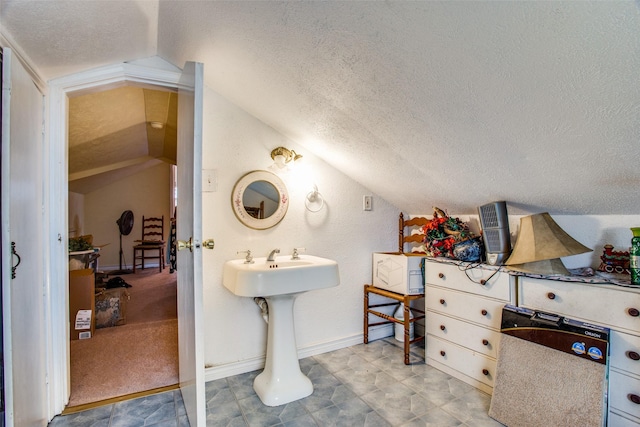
<box><xmin>68</xmin><ymin>268</ymin><xmax>178</xmax><ymax>407</ymax></box>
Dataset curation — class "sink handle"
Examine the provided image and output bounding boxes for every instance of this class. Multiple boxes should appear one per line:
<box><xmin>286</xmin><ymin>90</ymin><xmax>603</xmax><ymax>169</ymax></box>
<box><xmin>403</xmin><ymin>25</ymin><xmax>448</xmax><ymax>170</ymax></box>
<box><xmin>237</xmin><ymin>250</ymin><xmax>254</xmax><ymax>264</ymax></box>
<box><xmin>292</xmin><ymin>247</ymin><xmax>306</xmax><ymax>260</ymax></box>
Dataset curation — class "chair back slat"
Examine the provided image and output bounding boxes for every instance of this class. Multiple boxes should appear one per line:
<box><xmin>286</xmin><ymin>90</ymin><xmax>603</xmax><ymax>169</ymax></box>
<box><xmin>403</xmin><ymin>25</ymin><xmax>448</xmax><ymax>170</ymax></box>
<box><xmin>141</xmin><ymin>216</ymin><xmax>164</xmax><ymax>242</ymax></box>
<box><xmin>398</xmin><ymin>212</ymin><xmax>429</xmax><ymax>253</ymax></box>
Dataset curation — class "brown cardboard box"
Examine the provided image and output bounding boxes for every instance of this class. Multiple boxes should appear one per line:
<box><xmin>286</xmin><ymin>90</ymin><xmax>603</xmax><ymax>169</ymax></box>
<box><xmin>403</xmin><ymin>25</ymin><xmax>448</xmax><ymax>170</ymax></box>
<box><xmin>69</xmin><ymin>268</ymin><xmax>95</xmax><ymax>340</ymax></box>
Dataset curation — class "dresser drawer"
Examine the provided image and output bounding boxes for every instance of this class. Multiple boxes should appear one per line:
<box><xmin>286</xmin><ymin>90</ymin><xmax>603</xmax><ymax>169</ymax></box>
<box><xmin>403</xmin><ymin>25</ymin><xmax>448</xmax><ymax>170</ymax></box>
<box><xmin>611</xmin><ymin>331</ymin><xmax>640</xmax><ymax>375</ymax></box>
<box><xmin>426</xmin><ymin>311</ymin><xmax>501</xmax><ymax>358</ymax></box>
<box><xmin>426</xmin><ymin>286</ymin><xmax>505</xmax><ymax>329</ymax></box>
<box><xmin>609</xmin><ymin>370</ymin><xmax>640</xmax><ymax>420</ymax></box>
<box><xmin>426</xmin><ymin>335</ymin><xmax>496</xmax><ymax>387</ymax></box>
<box><xmin>425</xmin><ymin>261</ymin><xmax>513</xmax><ymax>302</ymax></box>
<box><xmin>608</xmin><ymin>411</ymin><xmax>640</xmax><ymax>427</ymax></box>
<box><xmin>518</xmin><ymin>277</ymin><xmax>640</xmax><ymax>334</ymax></box>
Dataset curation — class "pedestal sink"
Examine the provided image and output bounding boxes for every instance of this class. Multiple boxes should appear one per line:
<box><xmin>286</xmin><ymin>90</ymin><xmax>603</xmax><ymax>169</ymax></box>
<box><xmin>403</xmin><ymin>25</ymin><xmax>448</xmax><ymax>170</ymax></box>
<box><xmin>222</xmin><ymin>254</ymin><xmax>340</xmax><ymax>406</ymax></box>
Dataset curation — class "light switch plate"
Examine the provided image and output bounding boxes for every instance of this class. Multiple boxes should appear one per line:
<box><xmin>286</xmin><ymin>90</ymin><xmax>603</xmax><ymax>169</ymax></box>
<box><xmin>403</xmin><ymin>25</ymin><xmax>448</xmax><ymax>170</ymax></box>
<box><xmin>363</xmin><ymin>195</ymin><xmax>373</xmax><ymax>211</ymax></box>
<box><xmin>203</xmin><ymin>169</ymin><xmax>218</xmax><ymax>192</ymax></box>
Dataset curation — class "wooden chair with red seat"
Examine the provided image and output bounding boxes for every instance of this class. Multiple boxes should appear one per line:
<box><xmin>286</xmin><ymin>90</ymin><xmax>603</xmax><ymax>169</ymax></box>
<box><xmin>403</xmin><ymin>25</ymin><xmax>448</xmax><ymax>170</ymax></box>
<box><xmin>133</xmin><ymin>215</ymin><xmax>165</xmax><ymax>273</ymax></box>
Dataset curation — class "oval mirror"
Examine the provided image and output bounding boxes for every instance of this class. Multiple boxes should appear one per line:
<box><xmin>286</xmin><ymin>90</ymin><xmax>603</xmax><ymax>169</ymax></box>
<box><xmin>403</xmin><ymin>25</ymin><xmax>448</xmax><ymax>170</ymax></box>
<box><xmin>231</xmin><ymin>170</ymin><xmax>288</xmax><ymax>230</ymax></box>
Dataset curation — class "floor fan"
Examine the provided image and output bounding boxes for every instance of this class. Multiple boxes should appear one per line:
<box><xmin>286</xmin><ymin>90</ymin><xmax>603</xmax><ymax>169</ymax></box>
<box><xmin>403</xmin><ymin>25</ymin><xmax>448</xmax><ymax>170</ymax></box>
<box><xmin>112</xmin><ymin>210</ymin><xmax>134</xmax><ymax>274</ymax></box>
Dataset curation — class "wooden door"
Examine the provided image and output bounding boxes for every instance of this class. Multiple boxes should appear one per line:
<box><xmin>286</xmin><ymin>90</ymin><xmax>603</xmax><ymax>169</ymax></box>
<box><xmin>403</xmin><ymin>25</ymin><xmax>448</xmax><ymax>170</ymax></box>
<box><xmin>176</xmin><ymin>61</ymin><xmax>206</xmax><ymax>426</ymax></box>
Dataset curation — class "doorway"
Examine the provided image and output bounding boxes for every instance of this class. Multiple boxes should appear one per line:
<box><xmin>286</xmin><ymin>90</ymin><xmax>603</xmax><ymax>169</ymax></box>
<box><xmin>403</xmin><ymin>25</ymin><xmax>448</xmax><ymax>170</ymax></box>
<box><xmin>66</xmin><ymin>83</ymin><xmax>180</xmax><ymax>408</ymax></box>
<box><xmin>48</xmin><ymin>60</ymin><xmax>205</xmax><ymax>424</ymax></box>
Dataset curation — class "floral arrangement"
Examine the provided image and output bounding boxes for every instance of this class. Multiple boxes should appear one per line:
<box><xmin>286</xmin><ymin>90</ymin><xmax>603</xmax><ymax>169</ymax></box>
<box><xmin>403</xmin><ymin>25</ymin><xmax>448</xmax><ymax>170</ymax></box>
<box><xmin>68</xmin><ymin>235</ymin><xmax>93</xmax><ymax>252</ymax></box>
<box><xmin>420</xmin><ymin>207</ymin><xmax>479</xmax><ymax>260</ymax></box>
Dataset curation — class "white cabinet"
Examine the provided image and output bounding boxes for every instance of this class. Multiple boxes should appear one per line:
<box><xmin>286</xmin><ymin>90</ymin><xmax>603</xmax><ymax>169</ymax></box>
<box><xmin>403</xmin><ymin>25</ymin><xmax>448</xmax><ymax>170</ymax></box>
<box><xmin>518</xmin><ymin>277</ymin><xmax>640</xmax><ymax>425</ymax></box>
<box><xmin>424</xmin><ymin>260</ymin><xmax>515</xmax><ymax>394</ymax></box>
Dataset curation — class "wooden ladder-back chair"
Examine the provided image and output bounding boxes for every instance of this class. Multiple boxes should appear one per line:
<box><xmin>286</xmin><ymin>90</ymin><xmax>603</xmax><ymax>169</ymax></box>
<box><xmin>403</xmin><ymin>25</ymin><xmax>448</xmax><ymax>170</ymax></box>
<box><xmin>133</xmin><ymin>215</ymin><xmax>165</xmax><ymax>273</ymax></box>
<box><xmin>364</xmin><ymin>213</ymin><xmax>428</xmax><ymax>364</ymax></box>
<box><xmin>398</xmin><ymin>212</ymin><xmax>429</xmax><ymax>253</ymax></box>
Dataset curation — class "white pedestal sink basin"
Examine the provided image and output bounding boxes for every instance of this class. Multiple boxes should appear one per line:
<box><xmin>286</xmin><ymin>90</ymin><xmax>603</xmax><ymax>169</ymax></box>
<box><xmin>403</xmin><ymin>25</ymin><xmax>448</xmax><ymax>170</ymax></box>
<box><xmin>222</xmin><ymin>254</ymin><xmax>340</xmax><ymax>406</ymax></box>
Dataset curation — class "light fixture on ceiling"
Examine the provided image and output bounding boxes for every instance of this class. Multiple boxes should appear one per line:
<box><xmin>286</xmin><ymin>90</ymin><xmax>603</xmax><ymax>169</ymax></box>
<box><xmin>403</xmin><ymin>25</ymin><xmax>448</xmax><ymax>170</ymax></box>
<box><xmin>149</xmin><ymin>121</ymin><xmax>164</xmax><ymax>129</ymax></box>
<box><xmin>505</xmin><ymin>212</ymin><xmax>592</xmax><ymax>275</ymax></box>
<box><xmin>270</xmin><ymin>147</ymin><xmax>303</xmax><ymax>171</ymax></box>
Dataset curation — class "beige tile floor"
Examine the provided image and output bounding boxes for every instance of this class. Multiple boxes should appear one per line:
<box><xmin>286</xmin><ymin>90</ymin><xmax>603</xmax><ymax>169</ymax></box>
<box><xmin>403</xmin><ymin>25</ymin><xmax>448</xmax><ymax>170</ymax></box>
<box><xmin>50</xmin><ymin>338</ymin><xmax>505</xmax><ymax>426</ymax></box>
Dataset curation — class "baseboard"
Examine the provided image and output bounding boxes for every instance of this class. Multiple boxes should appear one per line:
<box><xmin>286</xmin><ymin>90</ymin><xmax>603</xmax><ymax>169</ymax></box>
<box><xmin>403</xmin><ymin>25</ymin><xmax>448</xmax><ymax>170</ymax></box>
<box><xmin>101</xmin><ymin>263</ymin><xmax>162</xmax><ymax>272</ymax></box>
<box><xmin>204</xmin><ymin>325</ymin><xmax>393</xmax><ymax>383</ymax></box>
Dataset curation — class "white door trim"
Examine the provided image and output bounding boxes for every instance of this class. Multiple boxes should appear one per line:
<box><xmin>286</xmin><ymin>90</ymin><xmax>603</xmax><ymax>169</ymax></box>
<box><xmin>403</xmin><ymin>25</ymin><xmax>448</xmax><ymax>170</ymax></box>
<box><xmin>48</xmin><ymin>61</ymin><xmax>181</xmax><ymax>417</ymax></box>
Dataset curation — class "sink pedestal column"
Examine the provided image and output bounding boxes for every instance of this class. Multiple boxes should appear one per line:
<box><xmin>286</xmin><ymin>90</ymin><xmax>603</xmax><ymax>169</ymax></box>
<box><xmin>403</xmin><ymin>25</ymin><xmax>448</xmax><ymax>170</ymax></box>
<box><xmin>253</xmin><ymin>294</ymin><xmax>313</xmax><ymax>406</ymax></box>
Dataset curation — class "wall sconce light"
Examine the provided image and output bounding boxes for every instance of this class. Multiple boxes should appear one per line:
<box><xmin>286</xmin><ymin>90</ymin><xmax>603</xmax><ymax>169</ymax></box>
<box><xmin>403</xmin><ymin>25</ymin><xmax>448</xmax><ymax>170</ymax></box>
<box><xmin>270</xmin><ymin>147</ymin><xmax>302</xmax><ymax>171</ymax></box>
<box><xmin>505</xmin><ymin>212</ymin><xmax>592</xmax><ymax>275</ymax></box>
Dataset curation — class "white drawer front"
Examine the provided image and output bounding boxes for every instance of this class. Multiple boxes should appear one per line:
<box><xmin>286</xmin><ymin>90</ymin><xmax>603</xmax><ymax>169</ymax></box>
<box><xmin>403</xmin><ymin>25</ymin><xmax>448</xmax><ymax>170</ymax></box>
<box><xmin>425</xmin><ymin>261</ymin><xmax>513</xmax><ymax>302</ymax></box>
<box><xmin>518</xmin><ymin>277</ymin><xmax>640</xmax><ymax>333</ymax></box>
<box><xmin>608</xmin><ymin>411</ymin><xmax>640</xmax><ymax>427</ymax></box>
<box><xmin>426</xmin><ymin>311</ymin><xmax>501</xmax><ymax>358</ymax></box>
<box><xmin>426</xmin><ymin>335</ymin><xmax>496</xmax><ymax>387</ymax></box>
<box><xmin>611</xmin><ymin>331</ymin><xmax>640</xmax><ymax>375</ymax></box>
<box><xmin>426</xmin><ymin>285</ymin><xmax>505</xmax><ymax>329</ymax></box>
<box><xmin>609</xmin><ymin>370</ymin><xmax>640</xmax><ymax>420</ymax></box>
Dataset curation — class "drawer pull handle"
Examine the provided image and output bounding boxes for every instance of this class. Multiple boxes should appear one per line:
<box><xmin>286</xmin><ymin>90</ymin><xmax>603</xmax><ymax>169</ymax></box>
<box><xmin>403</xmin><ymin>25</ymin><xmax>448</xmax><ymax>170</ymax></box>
<box><xmin>629</xmin><ymin>394</ymin><xmax>640</xmax><ymax>405</ymax></box>
<box><xmin>438</xmin><ymin>272</ymin><xmax>445</xmax><ymax>279</ymax></box>
<box><xmin>628</xmin><ymin>308</ymin><xmax>640</xmax><ymax>317</ymax></box>
<box><xmin>440</xmin><ymin>350</ymin><xmax>446</xmax><ymax>357</ymax></box>
<box><xmin>440</xmin><ymin>325</ymin><xmax>446</xmax><ymax>331</ymax></box>
<box><xmin>482</xmin><ymin>339</ymin><xmax>489</xmax><ymax>346</ymax></box>
<box><xmin>481</xmin><ymin>309</ymin><xmax>488</xmax><ymax>316</ymax></box>
<box><xmin>482</xmin><ymin>369</ymin><xmax>490</xmax><ymax>376</ymax></box>
<box><xmin>547</xmin><ymin>292</ymin><xmax>556</xmax><ymax>300</ymax></box>
<box><xmin>440</xmin><ymin>299</ymin><xmax>446</xmax><ymax>305</ymax></box>
<box><xmin>627</xmin><ymin>351</ymin><xmax>640</xmax><ymax>361</ymax></box>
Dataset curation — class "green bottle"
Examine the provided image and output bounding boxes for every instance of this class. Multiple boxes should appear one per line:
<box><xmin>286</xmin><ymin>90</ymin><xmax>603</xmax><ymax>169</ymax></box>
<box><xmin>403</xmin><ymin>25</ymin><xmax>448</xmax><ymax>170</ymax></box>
<box><xmin>631</xmin><ymin>227</ymin><xmax>640</xmax><ymax>286</ymax></box>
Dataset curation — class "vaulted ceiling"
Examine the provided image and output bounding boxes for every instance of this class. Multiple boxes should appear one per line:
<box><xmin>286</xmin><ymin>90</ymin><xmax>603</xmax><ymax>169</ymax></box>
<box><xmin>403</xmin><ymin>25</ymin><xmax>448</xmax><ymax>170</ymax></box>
<box><xmin>67</xmin><ymin>86</ymin><xmax>177</xmax><ymax>194</ymax></box>
<box><xmin>2</xmin><ymin>1</ymin><xmax>639</xmax><ymax>214</ymax></box>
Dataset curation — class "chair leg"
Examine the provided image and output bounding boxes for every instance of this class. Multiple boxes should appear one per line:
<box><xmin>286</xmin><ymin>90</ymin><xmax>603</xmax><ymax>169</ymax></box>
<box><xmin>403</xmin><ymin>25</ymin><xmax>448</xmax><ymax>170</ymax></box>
<box><xmin>363</xmin><ymin>285</ymin><xmax>369</xmax><ymax>344</ymax></box>
<box><xmin>403</xmin><ymin>297</ymin><xmax>410</xmax><ymax>365</ymax></box>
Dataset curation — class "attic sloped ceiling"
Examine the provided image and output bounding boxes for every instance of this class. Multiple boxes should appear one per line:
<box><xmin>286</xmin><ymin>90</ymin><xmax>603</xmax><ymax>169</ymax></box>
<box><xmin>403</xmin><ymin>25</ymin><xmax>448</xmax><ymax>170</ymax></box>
<box><xmin>2</xmin><ymin>1</ymin><xmax>640</xmax><ymax>214</ymax></box>
<box><xmin>67</xmin><ymin>86</ymin><xmax>177</xmax><ymax>194</ymax></box>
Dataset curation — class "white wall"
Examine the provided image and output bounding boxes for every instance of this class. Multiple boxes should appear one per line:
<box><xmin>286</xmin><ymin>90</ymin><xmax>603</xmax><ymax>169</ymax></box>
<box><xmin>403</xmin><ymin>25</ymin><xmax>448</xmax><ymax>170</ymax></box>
<box><xmin>68</xmin><ymin>191</ymin><xmax>84</xmax><ymax>237</ymax></box>
<box><xmin>84</xmin><ymin>163</ymin><xmax>172</xmax><ymax>269</ymax></box>
<box><xmin>201</xmin><ymin>88</ymin><xmax>399</xmax><ymax>373</ymax></box>
<box><xmin>199</xmin><ymin>85</ymin><xmax>640</xmax><ymax>380</ymax></box>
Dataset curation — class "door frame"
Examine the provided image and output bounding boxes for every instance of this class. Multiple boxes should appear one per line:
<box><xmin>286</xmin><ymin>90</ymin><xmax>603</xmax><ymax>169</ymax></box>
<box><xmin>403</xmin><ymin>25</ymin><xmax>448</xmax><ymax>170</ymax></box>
<box><xmin>48</xmin><ymin>61</ymin><xmax>184</xmax><ymax>416</ymax></box>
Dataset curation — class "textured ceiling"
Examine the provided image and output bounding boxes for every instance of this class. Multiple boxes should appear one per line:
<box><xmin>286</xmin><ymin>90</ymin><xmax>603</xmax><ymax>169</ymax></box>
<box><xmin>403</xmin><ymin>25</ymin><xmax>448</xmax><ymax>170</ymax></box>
<box><xmin>67</xmin><ymin>86</ymin><xmax>177</xmax><ymax>194</ymax></box>
<box><xmin>2</xmin><ymin>1</ymin><xmax>639</xmax><ymax>214</ymax></box>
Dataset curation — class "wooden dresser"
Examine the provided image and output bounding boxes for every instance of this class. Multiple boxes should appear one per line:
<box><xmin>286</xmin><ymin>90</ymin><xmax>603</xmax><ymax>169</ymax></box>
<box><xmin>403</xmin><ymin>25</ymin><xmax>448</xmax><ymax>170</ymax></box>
<box><xmin>424</xmin><ymin>259</ymin><xmax>516</xmax><ymax>394</ymax></box>
<box><xmin>518</xmin><ymin>276</ymin><xmax>640</xmax><ymax>426</ymax></box>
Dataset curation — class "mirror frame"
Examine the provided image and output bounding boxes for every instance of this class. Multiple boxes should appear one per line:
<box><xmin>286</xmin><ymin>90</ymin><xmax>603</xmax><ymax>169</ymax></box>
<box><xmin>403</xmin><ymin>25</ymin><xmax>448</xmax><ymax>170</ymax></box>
<box><xmin>231</xmin><ymin>170</ymin><xmax>289</xmax><ymax>230</ymax></box>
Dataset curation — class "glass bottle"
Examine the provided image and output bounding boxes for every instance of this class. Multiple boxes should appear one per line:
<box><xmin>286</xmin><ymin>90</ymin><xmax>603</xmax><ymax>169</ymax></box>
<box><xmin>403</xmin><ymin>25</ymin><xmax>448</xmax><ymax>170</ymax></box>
<box><xmin>631</xmin><ymin>227</ymin><xmax>640</xmax><ymax>286</ymax></box>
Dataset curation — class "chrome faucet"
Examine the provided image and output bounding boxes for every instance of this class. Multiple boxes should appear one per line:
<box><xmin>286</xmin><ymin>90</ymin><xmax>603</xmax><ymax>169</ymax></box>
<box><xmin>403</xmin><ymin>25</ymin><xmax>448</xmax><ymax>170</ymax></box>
<box><xmin>267</xmin><ymin>248</ymin><xmax>280</xmax><ymax>262</ymax></box>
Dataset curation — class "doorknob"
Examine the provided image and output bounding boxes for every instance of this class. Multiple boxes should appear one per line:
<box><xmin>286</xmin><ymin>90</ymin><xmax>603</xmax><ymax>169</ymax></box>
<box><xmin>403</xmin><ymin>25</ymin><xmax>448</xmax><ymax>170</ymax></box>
<box><xmin>177</xmin><ymin>237</ymin><xmax>193</xmax><ymax>252</ymax></box>
<box><xmin>177</xmin><ymin>238</ymin><xmax>215</xmax><ymax>252</ymax></box>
